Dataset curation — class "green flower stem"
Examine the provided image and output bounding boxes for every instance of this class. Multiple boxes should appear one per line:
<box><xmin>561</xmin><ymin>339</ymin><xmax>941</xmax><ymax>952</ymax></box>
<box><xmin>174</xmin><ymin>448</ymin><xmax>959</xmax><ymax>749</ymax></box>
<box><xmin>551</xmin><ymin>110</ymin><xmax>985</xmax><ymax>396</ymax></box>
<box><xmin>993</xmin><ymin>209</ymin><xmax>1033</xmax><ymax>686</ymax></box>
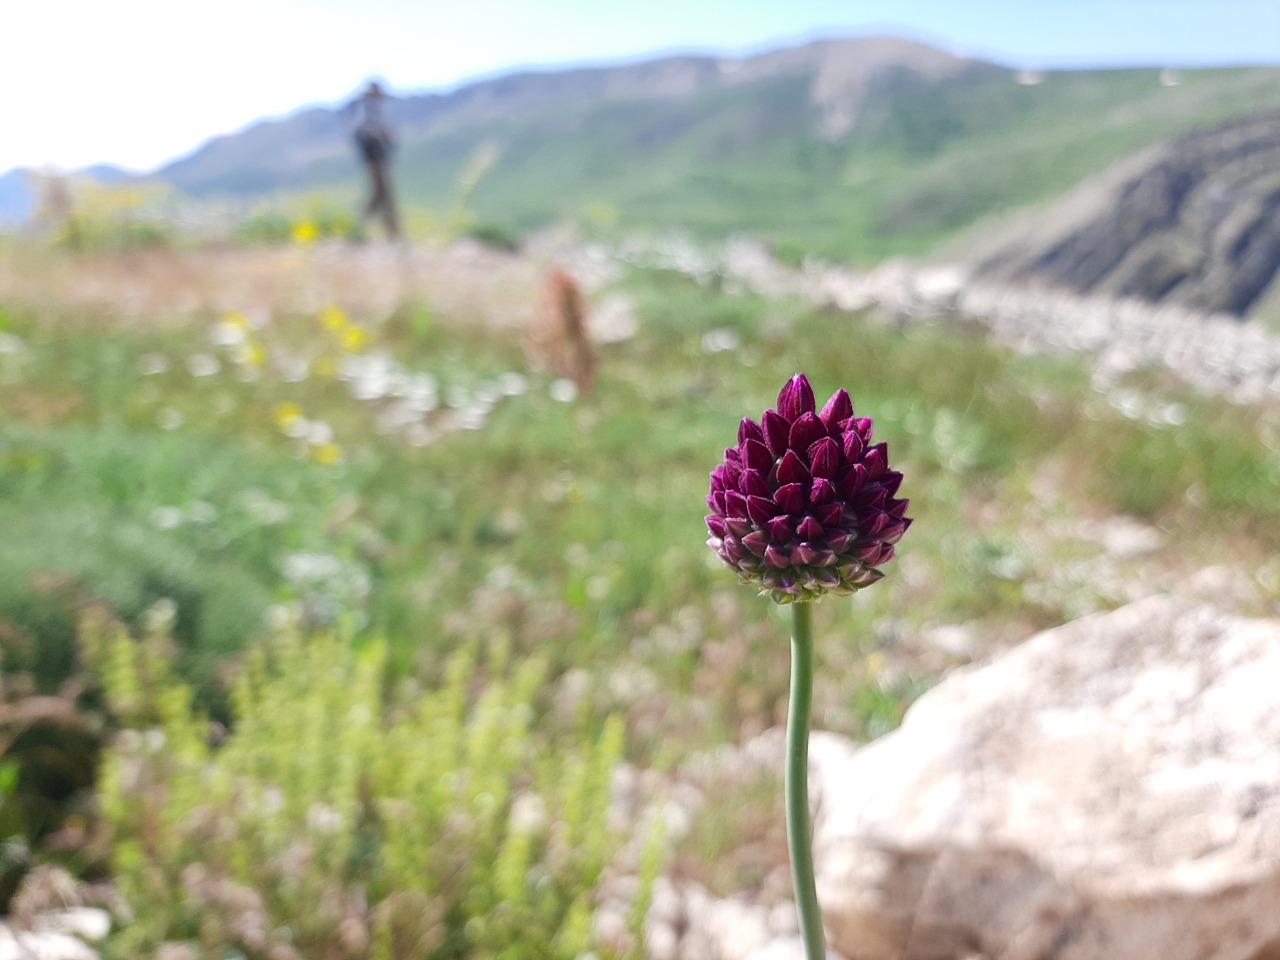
<box><xmin>787</xmin><ymin>600</ymin><xmax>825</xmax><ymax>960</ymax></box>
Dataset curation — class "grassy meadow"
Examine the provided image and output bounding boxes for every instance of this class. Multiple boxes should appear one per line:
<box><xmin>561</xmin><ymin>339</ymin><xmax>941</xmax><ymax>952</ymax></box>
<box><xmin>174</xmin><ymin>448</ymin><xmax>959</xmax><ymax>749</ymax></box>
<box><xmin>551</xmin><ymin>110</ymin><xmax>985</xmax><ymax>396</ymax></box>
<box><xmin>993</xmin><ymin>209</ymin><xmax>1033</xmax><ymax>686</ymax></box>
<box><xmin>1</xmin><ymin>237</ymin><xmax>1279</xmax><ymax>955</ymax></box>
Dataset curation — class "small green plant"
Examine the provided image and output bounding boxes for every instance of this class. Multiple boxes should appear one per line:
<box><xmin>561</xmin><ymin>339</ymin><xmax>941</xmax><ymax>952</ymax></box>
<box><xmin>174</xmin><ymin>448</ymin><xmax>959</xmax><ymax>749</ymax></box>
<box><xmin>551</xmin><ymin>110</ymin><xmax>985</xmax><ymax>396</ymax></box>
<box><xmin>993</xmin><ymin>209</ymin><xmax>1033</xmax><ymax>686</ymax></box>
<box><xmin>461</xmin><ymin>222</ymin><xmax>523</xmax><ymax>253</ymax></box>
<box><xmin>87</xmin><ymin>610</ymin><xmax>629</xmax><ymax>960</ymax></box>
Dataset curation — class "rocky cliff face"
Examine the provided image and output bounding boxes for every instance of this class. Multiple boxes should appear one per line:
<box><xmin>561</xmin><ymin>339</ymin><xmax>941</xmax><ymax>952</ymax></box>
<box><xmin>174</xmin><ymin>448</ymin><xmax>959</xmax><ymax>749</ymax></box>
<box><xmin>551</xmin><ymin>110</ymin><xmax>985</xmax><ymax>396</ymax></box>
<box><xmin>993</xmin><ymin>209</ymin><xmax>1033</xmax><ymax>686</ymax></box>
<box><xmin>981</xmin><ymin>109</ymin><xmax>1280</xmax><ymax>317</ymax></box>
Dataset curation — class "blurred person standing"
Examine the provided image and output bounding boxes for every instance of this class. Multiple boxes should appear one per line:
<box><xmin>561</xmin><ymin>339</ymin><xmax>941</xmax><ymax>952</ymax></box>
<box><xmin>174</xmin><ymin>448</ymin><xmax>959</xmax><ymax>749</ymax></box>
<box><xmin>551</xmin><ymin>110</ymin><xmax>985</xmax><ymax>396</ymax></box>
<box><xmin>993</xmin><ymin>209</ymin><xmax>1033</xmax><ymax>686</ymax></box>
<box><xmin>345</xmin><ymin>81</ymin><xmax>401</xmax><ymax>240</ymax></box>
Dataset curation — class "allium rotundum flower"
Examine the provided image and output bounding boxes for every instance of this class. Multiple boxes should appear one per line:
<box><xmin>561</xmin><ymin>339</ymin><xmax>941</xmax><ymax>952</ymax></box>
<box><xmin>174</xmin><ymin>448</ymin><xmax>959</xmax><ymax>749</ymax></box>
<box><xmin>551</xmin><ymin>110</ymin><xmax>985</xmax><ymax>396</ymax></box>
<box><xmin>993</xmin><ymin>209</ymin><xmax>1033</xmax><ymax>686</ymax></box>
<box><xmin>706</xmin><ymin>374</ymin><xmax>910</xmax><ymax>603</ymax></box>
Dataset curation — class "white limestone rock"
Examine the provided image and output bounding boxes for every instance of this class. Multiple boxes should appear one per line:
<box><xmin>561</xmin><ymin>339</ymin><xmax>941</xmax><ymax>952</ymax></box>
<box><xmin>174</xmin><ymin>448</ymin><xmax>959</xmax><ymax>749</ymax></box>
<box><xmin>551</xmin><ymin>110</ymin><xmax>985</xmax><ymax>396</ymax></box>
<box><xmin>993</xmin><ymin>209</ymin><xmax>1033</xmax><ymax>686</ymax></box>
<box><xmin>810</xmin><ymin>595</ymin><xmax>1280</xmax><ymax>960</ymax></box>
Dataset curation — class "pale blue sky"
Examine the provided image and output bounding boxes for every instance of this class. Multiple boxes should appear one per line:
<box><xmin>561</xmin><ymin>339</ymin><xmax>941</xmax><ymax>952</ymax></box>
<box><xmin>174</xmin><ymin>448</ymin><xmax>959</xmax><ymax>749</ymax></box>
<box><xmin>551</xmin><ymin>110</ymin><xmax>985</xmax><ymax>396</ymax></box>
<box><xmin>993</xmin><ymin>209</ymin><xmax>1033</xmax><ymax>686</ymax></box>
<box><xmin>3</xmin><ymin>0</ymin><xmax>1278</xmax><ymax>172</ymax></box>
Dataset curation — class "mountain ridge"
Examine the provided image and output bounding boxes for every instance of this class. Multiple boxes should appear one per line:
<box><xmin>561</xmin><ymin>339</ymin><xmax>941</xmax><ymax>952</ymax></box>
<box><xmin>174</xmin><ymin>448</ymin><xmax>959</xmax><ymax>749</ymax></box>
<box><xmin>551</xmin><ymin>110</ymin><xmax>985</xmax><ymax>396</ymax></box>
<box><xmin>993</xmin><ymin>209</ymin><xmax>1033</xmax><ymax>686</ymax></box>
<box><xmin>6</xmin><ymin>34</ymin><xmax>1280</xmax><ymax>286</ymax></box>
<box><xmin>155</xmin><ymin>35</ymin><xmax>983</xmax><ymax>196</ymax></box>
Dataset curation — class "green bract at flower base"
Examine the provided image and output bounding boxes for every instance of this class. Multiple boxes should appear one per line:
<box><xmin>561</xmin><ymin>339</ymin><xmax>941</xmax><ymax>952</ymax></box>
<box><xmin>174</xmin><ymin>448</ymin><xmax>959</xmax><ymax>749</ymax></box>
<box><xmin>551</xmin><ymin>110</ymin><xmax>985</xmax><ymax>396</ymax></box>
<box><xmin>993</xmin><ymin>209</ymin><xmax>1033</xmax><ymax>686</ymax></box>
<box><xmin>706</xmin><ymin>373</ymin><xmax>910</xmax><ymax>603</ymax></box>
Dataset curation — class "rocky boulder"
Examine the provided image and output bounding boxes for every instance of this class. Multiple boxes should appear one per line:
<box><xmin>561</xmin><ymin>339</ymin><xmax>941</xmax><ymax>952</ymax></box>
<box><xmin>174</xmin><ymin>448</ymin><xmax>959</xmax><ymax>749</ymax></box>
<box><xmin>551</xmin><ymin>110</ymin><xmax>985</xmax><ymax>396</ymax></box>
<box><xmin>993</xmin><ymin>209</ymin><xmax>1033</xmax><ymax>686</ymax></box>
<box><xmin>811</xmin><ymin>595</ymin><xmax>1280</xmax><ymax>960</ymax></box>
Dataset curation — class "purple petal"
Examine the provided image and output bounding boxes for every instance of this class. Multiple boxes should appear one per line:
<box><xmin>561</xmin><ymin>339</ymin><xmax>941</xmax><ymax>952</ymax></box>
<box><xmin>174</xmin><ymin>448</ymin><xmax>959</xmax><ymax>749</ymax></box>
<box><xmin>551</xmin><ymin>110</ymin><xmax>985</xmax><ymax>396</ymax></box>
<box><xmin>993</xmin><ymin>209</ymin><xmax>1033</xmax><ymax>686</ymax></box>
<box><xmin>797</xmin><ymin>516</ymin><xmax>824</xmax><ymax>540</ymax></box>
<box><xmin>836</xmin><ymin>561</ymin><xmax>863</xmax><ymax>581</ymax></box>
<box><xmin>765</xmin><ymin>572</ymin><xmax>801</xmax><ymax>595</ymax></box>
<box><xmin>740</xmin><ymin>468</ymin><xmax>770</xmax><ymax>499</ymax></box>
<box><xmin>841</xmin><ymin>429</ymin><xmax>865</xmax><ymax>463</ymax></box>
<box><xmin>726</xmin><ymin>517</ymin><xmax>752</xmax><ymax>538</ymax></box>
<box><xmin>724</xmin><ymin>490</ymin><xmax>749</xmax><ymax>519</ymax></box>
<box><xmin>777</xmin><ymin>374</ymin><xmax>816</xmax><ymax>421</ymax></box>
<box><xmin>819</xmin><ymin>389</ymin><xmax>854</xmax><ymax>431</ymax></box>
<box><xmin>854</xmin><ymin>418</ymin><xmax>875</xmax><ymax>442</ymax></box>
<box><xmin>738</xmin><ymin>417</ymin><xmax>764</xmax><ymax>446</ymax></box>
<box><xmin>746</xmin><ymin>495</ymin><xmax>777</xmax><ymax>526</ymax></box>
<box><xmin>807</xmin><ymin>437</ymin><xmax>840</xmax><ymax>479</ymax></box>
<box><xmin>856</xmin><ymin>568</ymin><xmax>886</xmax><ymax>587</ymax></box>
<box><xmin>774</xmin><ymin>482</ymin><xmax>806</xmax><ymax>515</ymax></box>
<box><xmin>814</xmin><ymin>568</ymin><xmax>841</xmax><ymax>588</ymax></box>
<box><xmin>862</xmin><ymin>512</ymin><xmax>891</xmax><ymax>538</ymax></box>
<box><xmin>742</xmin><ymin>439</ymin><xmax>774</xmax><ymax>474</ymax></box>
<box><xmin>825</xmin><ymin>532</ymin><xmax>854</xmax><ymax>554</ymax></box>
<box><xmin>764</xmin><ymin>545</ymin><xmax>792</xmax><ymax>569</ymax></box>
<box><xmin>706</xmin><ymin>516</ymin><xmax>728</xmax><ymax>538</ymax></box>
<box><xmin>791</xmin><ymin>543</ymin><xmax>818</xmax><ymax>565</ymax></box>
<box><xmin>762</xmin><ymin>410</ymin><xmax>791</xmax><ymax>458</ymax></box>
<box><xmin>741</xmin><ymin>531</ymin><xmax>769</xmax><ymax>557</ymax></box>
<box><xmin>853</xmin><ymin>487</ymin><xmax>888</xmax><ymax>511</ymax></box>
<box><xmin>776</xmin><ymin>450</ymin><xmax>811</xmax><ymax>486</ymax></box>
<box><xmin>887</xmin><ymin>498</ymin><xmax>910</xmax><ymax>519</ymax></box>
<box><xmin>725</xmin><ymin>447</ymin><xmax>742</xmax><ymax>468</ymax></box>
<box><xmin>880</xmin><ymin>471</ymin><xmax>903</xmax><ymax>497</ymax></box>
<box><xmin>766</xmin><ymin>515</ymin><xmax>794</xmax><ymax>542</ymax></box>
<box><xmin>809</xmin><ymin>548</ymin><xmax>837</xmax><ymax>567</ymax></box>
<box><xmin>837</xmin><ymin>463</ymin><xmax>868</xmax><ymax>498</ymax></box>
<box><xmin>722</xmin><ymin>460</ymin><xmax>743</xmax><ymax>488</ymax></box>
<box><xmin>708</xmin><ymin>490</ymin><xmax>726</xmax><ymax>514</ymax></box>
<box><xmin>881</xmin><ymin>517</ymin><xmax>912</xmax><ymax>544</ymax></box>
<box><xmin>862</xmin><ymin>443</ymin><xmax>888</xmax><ymax>478</ymax></box>
<box><xmin>788</xmin><ymin>413</ymin><xmax>826</xmax><ymax>454</ymax></box>
<box><xmin>809</xmin><ymin>477</ymin><xmax>836</xmax><ymax>507</ymax></box>
<box><xmin>721</xmin><ymin>537</ymin><xmax>744</xmax><ymax>563</ymax></box>
<box><xmin>816</xmin><ymin>502</ymin><xmax>844</xmax><ymax>527</ymax></box>
<box><xmin>852</xmin><ymin>541</ymin><xmax>882</xmax><ymax>563</ymax></box>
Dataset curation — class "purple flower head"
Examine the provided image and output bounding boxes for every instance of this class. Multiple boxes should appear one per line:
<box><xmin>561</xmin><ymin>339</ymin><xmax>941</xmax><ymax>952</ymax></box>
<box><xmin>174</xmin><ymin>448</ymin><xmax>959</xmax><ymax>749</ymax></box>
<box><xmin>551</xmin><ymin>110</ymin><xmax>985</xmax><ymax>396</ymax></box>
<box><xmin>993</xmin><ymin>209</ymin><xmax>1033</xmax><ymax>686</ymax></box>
<box><xmin>706</xmin><ymin>374</ymin><xmax>911</xmax><ymax>603</ymax></box>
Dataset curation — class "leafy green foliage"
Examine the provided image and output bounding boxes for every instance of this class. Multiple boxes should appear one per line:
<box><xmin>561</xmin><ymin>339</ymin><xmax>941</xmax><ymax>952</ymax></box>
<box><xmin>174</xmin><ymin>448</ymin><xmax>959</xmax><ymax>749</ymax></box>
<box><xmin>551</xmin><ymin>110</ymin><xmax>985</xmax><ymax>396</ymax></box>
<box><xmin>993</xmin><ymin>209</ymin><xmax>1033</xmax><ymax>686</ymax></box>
<box><xmin>88</xmin><ymin>612</ymin><xmax>628</xmax><ymax>960</ymax></box>
<box><xmin>0</xmin><ymin>422</ymin><xmax>342</xmax><ymax>698</ymax></box>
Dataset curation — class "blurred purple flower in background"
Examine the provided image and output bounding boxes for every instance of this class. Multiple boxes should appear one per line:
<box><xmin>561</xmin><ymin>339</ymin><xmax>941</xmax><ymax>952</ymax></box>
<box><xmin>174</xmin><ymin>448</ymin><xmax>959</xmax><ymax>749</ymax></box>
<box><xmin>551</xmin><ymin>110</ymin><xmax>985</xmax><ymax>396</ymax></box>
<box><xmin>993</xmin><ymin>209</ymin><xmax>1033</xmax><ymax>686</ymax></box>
<box><xmin>706</xmin><ymin>373</ymin><xmax>910</xmax><ymax>603</ymax></box>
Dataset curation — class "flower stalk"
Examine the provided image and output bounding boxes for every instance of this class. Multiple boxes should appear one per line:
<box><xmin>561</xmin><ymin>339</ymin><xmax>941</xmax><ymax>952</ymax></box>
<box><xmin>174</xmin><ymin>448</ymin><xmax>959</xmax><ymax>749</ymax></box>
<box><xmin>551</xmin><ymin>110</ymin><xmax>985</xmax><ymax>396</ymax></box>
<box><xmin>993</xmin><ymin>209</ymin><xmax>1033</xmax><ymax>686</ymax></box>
<box><xmin>706</xmin><ymin>373</ymin><xmax>913</xmax><ymax>960</ymax></box>
<box><xmin>787</xmin><ymin>600</ymin><xmax>825</xmax><ymax>960</ymax></box>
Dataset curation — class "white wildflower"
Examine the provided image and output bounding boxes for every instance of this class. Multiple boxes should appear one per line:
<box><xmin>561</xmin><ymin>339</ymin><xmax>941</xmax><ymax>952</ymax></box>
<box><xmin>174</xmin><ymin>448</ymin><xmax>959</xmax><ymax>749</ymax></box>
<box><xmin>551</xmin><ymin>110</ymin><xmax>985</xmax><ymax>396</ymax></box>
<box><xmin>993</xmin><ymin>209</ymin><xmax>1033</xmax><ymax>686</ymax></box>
<box><xmin>186</xmin><ymin>353</ymin><xmax>220</xmax><ymax>377</ymax></box>
<box><xmin>549</xmin><ymin>378</ymin><xmax>578</xmax><ymax>402</ymax></box>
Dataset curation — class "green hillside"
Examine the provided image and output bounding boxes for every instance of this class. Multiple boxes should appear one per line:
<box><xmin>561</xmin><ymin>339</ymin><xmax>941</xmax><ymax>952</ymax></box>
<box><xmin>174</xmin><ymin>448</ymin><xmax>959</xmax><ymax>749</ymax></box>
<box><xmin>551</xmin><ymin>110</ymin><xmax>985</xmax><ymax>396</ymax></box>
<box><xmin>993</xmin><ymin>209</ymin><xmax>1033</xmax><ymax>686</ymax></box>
<box><xmin>159</xmin><ymin>40</ymin><xmax>1280</xmax><ymax>264</ymax></box>
<box><xmin>442</xmin><ymin>66</ymin><xmax>1280</xmax><ymax>263</ymax></box>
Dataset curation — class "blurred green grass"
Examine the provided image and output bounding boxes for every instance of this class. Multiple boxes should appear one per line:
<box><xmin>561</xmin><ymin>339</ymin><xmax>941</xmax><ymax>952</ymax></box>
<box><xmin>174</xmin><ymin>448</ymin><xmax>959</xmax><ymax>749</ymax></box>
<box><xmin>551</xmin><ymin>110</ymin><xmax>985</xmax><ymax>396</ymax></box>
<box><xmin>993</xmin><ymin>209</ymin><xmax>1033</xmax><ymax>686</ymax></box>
<box><xmin>1</xmin><ymin>265</ymin><xmax>1278</xmax><ymax>751</ymax></box>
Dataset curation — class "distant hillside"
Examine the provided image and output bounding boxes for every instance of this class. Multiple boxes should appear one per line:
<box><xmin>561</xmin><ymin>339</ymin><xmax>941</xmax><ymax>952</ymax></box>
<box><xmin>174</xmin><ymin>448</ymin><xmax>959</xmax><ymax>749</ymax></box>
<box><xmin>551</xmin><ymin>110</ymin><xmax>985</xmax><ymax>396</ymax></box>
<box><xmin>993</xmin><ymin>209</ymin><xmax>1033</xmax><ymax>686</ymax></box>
<box><xmin>0</xmin><ymin>163</ymin><xmax>142</xmax><ymax>225</ymax></box>
<box><xmin>81</xmin><ymin>37</ymin><xmax>1280</xmax><ymax>265</ymax></box>
<box><xmin>979</xmin><ymin>108</ymin><xmax>1280</xmax><ymax>316</ymax></box>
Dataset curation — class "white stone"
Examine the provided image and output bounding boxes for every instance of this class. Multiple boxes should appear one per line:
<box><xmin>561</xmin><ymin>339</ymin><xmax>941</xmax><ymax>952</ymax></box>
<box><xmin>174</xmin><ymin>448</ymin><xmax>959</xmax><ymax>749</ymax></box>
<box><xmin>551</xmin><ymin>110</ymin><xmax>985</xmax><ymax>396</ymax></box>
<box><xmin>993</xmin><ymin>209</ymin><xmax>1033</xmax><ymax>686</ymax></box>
<box><xmin>678</xmin><ymin>891</ymin><xmax>772</xmax><ymax>960</ymax></box>
<box><xmin>918</xmin><ymin>624</ymin><xmax>976</xmax><ymax>659</ymax></box>
<box><xmin>744</xmin><ymin>937</ymin><xmax>848</xmax><ymax>960</ymax></box>
<box><xmin>34</xmin><ymin>910</ymin><xmax>110</xmax><ymax>942</ymax></box>
<box><xmin>0</xmin><ymin>926</ymin><xmax>98</xmax><ymax>960</ymax></box>
<box><xmin>808</xmin><ymin>596</ymin><xmax>1280</xmax><ymax>960</ymax></box>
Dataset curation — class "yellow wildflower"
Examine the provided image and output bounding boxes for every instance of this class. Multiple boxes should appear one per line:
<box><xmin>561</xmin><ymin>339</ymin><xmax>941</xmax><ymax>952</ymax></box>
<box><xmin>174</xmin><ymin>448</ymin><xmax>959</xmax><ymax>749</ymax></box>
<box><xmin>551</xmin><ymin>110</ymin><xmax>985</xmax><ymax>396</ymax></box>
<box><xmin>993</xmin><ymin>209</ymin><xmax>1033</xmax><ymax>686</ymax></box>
<box><xmin>275</xmin><ymin>403</ymin><xmax>304</xmax><ymax>431</ymax></box>
<box><xmin>239</xmin><ymin>342</ymin><xmax>267</xmax><ymax>367</ymax></box>
<box><xmin>319</xmin><ymin>305</ymin><xmax>348</xmax><ymax>331</ymax></box>
<box><xmin>222</xmin><ymin>310</ymin><xmax>250</xmax><ymax>329</ymax></box>
<box><xmin>340</xmin><ymin>325</ymin><xmax>367</xmax><ymax>352</ymax></box>
<box><xmin>313</xmin><ymin>442</ymin><xmax>343</xmax><ymax>465</ymax></box>
<box><xmin>291</xmin><ymin>220</ymin><xmax>319</xmax><ymax>245</ymax></box>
